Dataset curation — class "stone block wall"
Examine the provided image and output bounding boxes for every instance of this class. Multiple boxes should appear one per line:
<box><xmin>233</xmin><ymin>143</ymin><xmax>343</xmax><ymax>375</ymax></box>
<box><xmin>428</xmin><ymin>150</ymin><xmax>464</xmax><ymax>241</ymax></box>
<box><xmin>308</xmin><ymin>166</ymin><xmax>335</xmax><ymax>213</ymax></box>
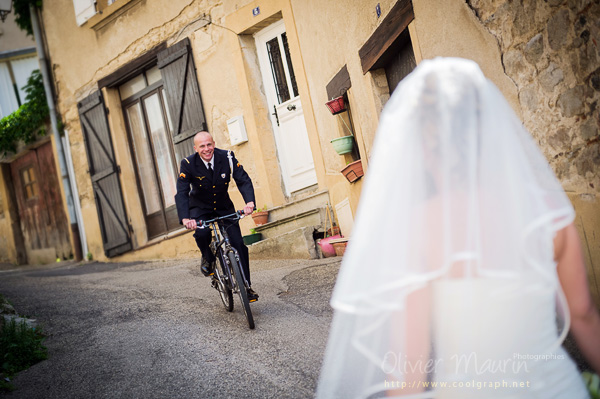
<box><xmin>467</xmin><ymin>0</ymin><xmax>599</xmax><ymax>193</ymax></box>
<box><xmin>467</xmin><ymin>0</ymin><xmax>600</xmax><ymax>306</ymax></box>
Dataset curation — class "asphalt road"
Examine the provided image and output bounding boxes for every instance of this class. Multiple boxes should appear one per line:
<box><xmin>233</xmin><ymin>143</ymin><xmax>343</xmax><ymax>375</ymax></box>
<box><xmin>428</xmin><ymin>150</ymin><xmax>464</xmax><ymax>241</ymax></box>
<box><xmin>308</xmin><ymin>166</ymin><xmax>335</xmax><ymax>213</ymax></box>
<box><xmin>0</xmin><ymin>257</ymin><xmax>342</xmax><ymax>398</ymax></box>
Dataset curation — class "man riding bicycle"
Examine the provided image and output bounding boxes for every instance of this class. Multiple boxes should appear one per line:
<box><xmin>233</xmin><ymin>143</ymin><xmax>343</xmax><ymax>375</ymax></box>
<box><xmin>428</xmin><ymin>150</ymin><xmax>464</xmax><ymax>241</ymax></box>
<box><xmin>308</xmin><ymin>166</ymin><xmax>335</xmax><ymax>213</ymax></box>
<box><xmin>175</xmin><ymin>131</ymin><xmax>259</xmax><ymax>301</ymax></box>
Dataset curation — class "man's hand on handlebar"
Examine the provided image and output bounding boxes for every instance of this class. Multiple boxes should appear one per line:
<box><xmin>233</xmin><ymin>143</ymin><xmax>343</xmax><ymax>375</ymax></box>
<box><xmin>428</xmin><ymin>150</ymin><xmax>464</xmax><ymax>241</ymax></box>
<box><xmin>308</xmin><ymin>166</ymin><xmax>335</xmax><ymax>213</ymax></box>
<box><xmin>182</xmin><ymin>218</ymin><xmax>197</xmax><ymax>230</ymax></box>
<box><xmin>243</xmin><ymin>201</ymin><xmax>255</xmax><ymax>216</ymax></box>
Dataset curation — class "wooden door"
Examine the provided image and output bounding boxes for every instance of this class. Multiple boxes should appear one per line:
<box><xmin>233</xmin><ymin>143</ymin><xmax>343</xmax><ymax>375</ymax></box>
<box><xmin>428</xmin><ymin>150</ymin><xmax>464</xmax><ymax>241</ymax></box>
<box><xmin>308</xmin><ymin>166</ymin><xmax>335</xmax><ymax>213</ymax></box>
<box><xmin>10</xmin><ymin>142</ymin><xmax>71</xmax><ymax>261</ymax></box>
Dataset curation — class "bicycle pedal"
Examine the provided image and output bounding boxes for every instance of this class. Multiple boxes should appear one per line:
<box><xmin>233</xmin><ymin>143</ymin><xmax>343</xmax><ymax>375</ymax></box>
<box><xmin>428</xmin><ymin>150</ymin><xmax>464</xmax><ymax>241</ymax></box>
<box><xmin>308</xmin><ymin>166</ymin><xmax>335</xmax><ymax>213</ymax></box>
<box><xmin>249</xmin><ymin>298</ymin><xmax>257</xmax><ymax>303</ymax></box>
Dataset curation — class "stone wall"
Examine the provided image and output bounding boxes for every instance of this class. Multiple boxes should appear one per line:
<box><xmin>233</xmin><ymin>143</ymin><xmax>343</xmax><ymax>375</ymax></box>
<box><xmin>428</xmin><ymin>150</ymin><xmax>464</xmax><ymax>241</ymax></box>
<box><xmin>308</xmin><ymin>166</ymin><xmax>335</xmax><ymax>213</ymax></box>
<box><xmin>467</xmin><ymin>0</ymin><xmax>599</xmax><ymax>193</ymax></box>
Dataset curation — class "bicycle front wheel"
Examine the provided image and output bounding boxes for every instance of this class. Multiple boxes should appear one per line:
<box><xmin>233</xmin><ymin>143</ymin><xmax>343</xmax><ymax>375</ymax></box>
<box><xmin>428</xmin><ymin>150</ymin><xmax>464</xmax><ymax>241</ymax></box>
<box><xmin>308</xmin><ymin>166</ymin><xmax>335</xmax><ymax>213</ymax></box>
<box><xmin>228</xmin><ymin>251</ymin><xmax>254</xmax><ymax>329</ymax></box>
<box><xmin>216</xmin><ymin>253</ymin><xmax>233</xmax><ymax>312</ymax></box>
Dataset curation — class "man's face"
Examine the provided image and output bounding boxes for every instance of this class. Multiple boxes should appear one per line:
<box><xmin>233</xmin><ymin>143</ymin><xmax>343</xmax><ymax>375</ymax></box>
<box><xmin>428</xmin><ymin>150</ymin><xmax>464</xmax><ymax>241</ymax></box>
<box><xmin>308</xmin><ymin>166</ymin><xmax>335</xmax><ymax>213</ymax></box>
<box><xmin>194</xmin><ymin>133</ymin><xmax>215</xmax><ymax>162</ymax></box>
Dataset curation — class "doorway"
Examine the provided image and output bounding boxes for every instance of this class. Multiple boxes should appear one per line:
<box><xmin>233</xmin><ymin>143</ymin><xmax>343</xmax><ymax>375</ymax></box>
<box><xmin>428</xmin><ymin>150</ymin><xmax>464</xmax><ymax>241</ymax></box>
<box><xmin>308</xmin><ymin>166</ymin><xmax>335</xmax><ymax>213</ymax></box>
<box><xmin>254</xmin><ymin>20</ymin><xmax>317</xmax><ymax>196</ymax></box>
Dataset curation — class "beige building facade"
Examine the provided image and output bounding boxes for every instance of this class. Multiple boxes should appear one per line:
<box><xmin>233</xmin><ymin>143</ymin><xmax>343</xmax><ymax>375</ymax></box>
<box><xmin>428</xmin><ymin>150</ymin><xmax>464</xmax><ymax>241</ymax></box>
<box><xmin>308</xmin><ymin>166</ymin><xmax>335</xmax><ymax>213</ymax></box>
<box><xmin>1</xmin><ymin>0</ymin><xmax>598</xmax><ymax>302</ymax></box>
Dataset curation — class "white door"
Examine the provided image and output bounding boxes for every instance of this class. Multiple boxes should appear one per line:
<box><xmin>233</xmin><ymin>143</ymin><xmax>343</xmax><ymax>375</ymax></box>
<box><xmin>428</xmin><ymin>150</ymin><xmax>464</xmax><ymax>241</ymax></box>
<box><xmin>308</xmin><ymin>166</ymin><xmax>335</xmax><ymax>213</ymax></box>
<box><xmin>255</xmin><ymin>20</ymin><xmax>317</xmax><ymax>195</ymax></box>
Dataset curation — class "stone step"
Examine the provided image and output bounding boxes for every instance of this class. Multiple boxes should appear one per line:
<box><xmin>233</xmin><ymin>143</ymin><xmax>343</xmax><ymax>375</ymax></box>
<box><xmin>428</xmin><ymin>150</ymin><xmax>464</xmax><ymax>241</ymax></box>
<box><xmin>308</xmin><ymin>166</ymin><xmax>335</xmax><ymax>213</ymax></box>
<box><xmin>247</xmin><ymin>226</ymin><xmax>318</xmax><ymax>259</ymax></box>
<box><xmin>246</xmin><ymin>190</ymin><xmax>333</xmax><ymax>259</ymax></box>
<box><xmin>268</xmin><ymin>190</ymin><xmax>330</xmax><ymax>221</ymax></box>
<box><xmin>253</xmin><ymin>208</ymin><xmax>324</xmax><ymax>239</ymax></box>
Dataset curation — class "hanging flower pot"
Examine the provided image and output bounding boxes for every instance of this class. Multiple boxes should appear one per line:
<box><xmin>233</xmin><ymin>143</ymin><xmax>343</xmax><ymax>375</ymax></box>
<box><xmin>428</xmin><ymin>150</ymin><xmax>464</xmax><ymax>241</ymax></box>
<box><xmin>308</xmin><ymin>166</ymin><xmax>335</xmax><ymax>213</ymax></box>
<box><xmin>331</xmin><ymin>136</ymin><xmax>354</xmax><ymax>155</ymax></box>
<box><xmin>341</xmin><ymin>159</ymin><xmax>364</xmax><ymax>183</ymax></box>
<box><xmin>325</xmin><ymin>96</ymin><xmax>347</xmax><ymax>115</ymax></box>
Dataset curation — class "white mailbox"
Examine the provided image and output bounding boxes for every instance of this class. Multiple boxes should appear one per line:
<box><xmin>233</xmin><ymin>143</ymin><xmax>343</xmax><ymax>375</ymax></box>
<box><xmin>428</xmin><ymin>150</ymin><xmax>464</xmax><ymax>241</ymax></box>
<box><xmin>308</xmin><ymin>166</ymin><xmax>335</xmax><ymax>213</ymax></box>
<box><xmin>227</xmin><ymin>115</ymin><xmax>248</xmax><ymax>146</ymax></box>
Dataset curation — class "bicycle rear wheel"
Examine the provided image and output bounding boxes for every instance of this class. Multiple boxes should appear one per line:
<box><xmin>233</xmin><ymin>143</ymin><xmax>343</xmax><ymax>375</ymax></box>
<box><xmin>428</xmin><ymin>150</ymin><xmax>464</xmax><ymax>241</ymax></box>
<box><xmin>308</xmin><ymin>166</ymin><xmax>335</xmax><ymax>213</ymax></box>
<box><xmin>228</xmin><ymin>251</ymin><xmax>254</xmax><ymax>329</ymax></box>
<box><xmin>216</xmin><ymin>253</ymin><xmax>233</xmax><ymax>312</ymax></box>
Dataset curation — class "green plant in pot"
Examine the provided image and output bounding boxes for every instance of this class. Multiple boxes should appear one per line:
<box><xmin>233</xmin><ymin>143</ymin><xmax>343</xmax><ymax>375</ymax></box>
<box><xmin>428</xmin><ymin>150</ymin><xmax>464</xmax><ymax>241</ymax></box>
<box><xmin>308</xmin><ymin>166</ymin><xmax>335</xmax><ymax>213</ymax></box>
<box><xmin>243</xmin><ymin>227</ymin><xmax>263</xmax><ymax>245</ymax></box>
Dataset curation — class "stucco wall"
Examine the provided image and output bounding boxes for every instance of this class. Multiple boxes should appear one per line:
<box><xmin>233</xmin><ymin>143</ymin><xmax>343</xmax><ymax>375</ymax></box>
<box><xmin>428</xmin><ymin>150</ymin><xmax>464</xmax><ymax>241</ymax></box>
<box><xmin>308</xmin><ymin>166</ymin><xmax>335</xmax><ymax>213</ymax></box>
<box><xmin>41</xmin><ymin>0</ymin><xmax>269</xmax><ymax>261</ymax></box>
<box><xmin>0</xmin><ymin>12</ymin><xmax>36</xmax><ymax>53</ymax></box>
<box><xmin>287</xmin><ymin>0</ymin><xmax>522</xmax><ymax>227</ymax></box>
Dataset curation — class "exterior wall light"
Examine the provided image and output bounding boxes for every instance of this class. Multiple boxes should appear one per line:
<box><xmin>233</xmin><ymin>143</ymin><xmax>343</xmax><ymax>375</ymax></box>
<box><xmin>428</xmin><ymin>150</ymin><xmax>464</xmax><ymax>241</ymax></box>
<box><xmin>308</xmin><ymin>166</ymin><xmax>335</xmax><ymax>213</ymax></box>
<box><xmin>0</xmin><ymin>0</ymin><xmax>12</xmax><ymax>22</ymax></box>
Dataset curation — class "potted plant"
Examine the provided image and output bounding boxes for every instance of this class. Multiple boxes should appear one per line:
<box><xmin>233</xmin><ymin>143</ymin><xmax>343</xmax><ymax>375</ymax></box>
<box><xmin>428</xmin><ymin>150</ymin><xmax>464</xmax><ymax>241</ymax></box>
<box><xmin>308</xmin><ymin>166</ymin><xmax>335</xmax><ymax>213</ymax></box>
<box><xmin>243</xmin><ymin>228</ymin><xmax>263</xmax><ymax>245</ymax></box>
<box><xmin>341</xmin><ymin>159</ymin><xmax>364</xmax><ymax>183</ymax></box>
<box><xmin>251</xmin><ymin>205</ymin><xmax>269</xmax><ymax>226</ymax></box>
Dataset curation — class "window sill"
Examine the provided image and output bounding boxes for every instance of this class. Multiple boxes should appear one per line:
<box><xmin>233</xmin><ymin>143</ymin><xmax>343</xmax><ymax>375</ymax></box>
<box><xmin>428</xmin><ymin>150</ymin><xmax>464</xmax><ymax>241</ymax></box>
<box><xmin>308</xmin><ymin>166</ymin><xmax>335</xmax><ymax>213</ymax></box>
<box><xmin>85</xmin><ymin>0</ymin><xmax>143</xmax><ymax>31</ymax></box>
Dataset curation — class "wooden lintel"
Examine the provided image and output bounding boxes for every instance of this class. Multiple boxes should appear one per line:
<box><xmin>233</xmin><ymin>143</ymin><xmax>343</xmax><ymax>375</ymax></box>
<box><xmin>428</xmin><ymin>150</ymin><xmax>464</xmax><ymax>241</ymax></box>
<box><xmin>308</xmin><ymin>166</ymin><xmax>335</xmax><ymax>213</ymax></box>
<box><xmin>358</xmin><ymin>0</ymin><xmax>414</xmax><ymax>74</ymax></box>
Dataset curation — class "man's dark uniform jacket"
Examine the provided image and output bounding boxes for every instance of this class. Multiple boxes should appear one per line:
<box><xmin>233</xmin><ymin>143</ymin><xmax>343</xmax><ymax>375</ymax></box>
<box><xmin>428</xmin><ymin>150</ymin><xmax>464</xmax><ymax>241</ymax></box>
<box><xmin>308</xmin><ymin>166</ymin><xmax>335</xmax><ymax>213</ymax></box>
<box><xmin>175</xmin><ymin>148</ymin><xmax>255</xmax><ymax>222</ymax></box>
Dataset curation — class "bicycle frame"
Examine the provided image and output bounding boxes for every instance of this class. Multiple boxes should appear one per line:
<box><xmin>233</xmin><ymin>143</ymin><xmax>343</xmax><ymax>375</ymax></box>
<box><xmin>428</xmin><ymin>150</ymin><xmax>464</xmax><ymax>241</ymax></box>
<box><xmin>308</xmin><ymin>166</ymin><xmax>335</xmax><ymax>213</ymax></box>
<box><xmin>198</xmin><ymin>212</ymin><xmax>250</xmax><ymax>294</ymax></box>
<box><xmin>197</xmin><ymin>211</ymin><xmax>255</xmax><ymax>329</ymax></box>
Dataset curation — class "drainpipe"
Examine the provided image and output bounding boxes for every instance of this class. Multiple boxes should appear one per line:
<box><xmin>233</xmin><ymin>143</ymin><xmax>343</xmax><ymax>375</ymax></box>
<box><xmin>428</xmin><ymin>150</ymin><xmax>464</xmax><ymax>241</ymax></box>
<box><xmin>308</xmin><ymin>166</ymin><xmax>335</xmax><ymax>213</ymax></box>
<box><xmin>30</xmin><ymin>4</ymin><xmax>83</xmax><ymax>261</ymax></box>
<box><xmin>62</xmin><ymin>130</ymin><xmax>88</xmax><ymax>259</ymax></box>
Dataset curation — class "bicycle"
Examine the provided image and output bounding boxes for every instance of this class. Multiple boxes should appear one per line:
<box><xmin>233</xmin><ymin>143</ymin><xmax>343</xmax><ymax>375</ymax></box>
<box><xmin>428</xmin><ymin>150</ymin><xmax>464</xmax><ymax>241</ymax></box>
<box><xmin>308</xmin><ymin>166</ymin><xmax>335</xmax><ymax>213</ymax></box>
<box><xmin>197</xmin><ymin>211</ymin><xmax>255</xmax><ymax>329</ymax></box>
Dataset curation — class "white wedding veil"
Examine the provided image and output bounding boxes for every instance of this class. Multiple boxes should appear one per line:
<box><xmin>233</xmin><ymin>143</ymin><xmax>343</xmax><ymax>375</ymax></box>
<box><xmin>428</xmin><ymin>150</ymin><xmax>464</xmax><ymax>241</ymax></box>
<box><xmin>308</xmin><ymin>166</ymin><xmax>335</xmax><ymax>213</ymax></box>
<box><xmin>316</xmin><ymin>58</ymin><xmax>576</xmax><ymax>398</ymax></box>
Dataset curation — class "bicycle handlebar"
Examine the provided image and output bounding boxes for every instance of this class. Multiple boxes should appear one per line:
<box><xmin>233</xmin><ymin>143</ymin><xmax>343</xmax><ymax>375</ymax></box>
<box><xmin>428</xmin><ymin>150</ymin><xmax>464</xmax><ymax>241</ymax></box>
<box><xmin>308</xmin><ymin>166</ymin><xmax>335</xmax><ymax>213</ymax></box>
<box><xmin>195</xmin><ymin>210</ymin><xmax>245</xmax><ymax>229</ymax></box>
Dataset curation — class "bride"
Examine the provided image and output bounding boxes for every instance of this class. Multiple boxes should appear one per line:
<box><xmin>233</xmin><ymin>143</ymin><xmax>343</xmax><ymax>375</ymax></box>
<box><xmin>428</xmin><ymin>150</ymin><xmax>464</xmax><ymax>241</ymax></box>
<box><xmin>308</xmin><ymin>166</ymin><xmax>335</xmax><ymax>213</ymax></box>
<box><xmin>316</xmin><ymin>58</ymin><xmax>600</xmax><ymax>398</ymax></box>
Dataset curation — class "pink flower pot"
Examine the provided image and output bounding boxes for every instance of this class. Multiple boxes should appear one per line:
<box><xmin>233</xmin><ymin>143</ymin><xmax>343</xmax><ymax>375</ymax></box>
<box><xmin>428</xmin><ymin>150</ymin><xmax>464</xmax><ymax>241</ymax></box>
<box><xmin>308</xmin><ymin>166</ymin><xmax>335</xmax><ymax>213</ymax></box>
<box><xmin>318</xmin><ymin>234</ymin><xmax>342</xmax><ymax>257</ymax></box>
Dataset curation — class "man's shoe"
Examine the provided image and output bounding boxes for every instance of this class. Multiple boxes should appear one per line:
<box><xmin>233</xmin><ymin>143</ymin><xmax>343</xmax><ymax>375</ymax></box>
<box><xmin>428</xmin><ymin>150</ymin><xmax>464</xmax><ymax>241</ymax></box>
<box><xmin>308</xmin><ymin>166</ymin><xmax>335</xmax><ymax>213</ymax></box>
<box><xmin>247</xmin><ymin>287</ymin><xmax>259</xmax><ymax>302</ymax></box>
<box><xmin>200</xmin><ymin>259</ymin><xmax>215</xmax><ymax>276</ymax></box>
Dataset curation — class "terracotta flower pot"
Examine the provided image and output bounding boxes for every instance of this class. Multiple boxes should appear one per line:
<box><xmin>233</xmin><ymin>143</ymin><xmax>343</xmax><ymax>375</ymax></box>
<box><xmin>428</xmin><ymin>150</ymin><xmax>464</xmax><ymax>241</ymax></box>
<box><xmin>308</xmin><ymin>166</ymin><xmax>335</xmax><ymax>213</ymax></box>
<box><xmin>251</xmin><ymin>211</ymin><xmax>269</xmax><ymax>226</ymax></box>
<box><xmin>341</xmin><ymin>159</ymin><xmax>364</xmax><ymax>183</ymax></box>
<box><xmin>332</xmin><ymin>241</ymin><xmax>348</xmax><ymax>256</ymax></box>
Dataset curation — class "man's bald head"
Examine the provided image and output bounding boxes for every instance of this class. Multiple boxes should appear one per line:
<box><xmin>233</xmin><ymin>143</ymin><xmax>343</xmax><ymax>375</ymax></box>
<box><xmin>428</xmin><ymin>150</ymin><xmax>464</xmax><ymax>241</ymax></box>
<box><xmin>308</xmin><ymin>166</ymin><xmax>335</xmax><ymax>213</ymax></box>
<box><xmin>193</xmin><ymin>131</ymin><xmax>215</xmax><ymax>162</ymax></box>
<box><xmin>194</xmin><ymin>131</ymin><xmax>213</xmax><ymax>145</ymax></box>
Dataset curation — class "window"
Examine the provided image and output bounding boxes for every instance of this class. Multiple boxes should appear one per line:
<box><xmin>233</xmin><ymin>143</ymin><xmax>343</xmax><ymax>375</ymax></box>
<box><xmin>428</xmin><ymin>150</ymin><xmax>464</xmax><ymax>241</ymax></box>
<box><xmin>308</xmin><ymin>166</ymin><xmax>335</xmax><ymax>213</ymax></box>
<box><xmin>0</xmin><ymin>53</ymin><xmax>39</xmax><ymax>118</ymax></box>
<box><xmin>266</xmin><ymin>33</ymin><xmax>298</xmax><ymax>104</ymax></box>
<box><xmin>20</xmin><ymin>165</ymin><xmax>38</xmax><ymax>200</ymax></box>
<box><xmin>120</xmin><ymin>66</ymin><xmax>179</xmax><ymax>238</ymax></box>
<box><xmin>383</xmin><ymin>29</ymin><xmax>416</xmax><ymax>94</ymax></box>
<box><xmin>72</xmin><ymin>0</ymin><xmax>97</xmax><ymax>26</ymax></box>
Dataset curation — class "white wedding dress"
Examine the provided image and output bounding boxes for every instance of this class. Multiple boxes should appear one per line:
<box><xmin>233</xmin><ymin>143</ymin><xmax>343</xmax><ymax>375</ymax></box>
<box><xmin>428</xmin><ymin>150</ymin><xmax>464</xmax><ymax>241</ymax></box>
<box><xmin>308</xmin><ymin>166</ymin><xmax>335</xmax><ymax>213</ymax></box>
<box><xmin>315</xmin><ymin>58</ymin><xmax>591</xmax><ymax>399</ymax></box>
<box><xmin>432</xmin><ymin>277</ymin><xmax>588</xmax><ymax>398</ymax></box>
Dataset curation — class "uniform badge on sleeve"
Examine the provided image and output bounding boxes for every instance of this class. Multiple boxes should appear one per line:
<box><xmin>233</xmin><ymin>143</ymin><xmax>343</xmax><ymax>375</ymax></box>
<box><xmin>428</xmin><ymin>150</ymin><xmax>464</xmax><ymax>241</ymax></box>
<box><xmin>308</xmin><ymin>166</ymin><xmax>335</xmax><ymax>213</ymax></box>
<box><xmin>221</xmin><ymin>173</ymin><xmax>226</xmax><ymax>179</ymax></box>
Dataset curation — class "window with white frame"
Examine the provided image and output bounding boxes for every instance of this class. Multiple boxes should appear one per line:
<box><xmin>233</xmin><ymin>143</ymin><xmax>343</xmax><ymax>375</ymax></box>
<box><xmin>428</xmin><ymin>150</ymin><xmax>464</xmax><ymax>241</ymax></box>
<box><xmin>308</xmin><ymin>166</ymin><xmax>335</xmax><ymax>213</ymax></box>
<box><xmin>0</xmin><ymin>54</ymin><xmax>39</xmax><ymax>119</ymax></box>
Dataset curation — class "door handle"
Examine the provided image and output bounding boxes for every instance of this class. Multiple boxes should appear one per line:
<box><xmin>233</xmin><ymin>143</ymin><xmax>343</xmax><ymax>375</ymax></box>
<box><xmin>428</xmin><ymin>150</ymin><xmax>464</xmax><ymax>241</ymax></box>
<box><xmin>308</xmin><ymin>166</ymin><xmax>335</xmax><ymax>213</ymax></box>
<box><xmin>272</xmin><ymin>105</ymin><xmax>279</xmax><ymax>126</ymax></box>
<box><xmin>286</xmin><ymin>104</ymin><xmax>296</xmax><ymax>111</ymax></box>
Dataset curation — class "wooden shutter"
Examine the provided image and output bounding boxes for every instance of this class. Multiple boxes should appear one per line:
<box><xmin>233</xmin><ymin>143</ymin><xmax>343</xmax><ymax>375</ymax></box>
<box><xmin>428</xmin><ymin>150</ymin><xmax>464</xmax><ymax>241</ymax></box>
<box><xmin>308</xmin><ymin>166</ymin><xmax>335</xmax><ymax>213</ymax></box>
<box><xmin>78</xmin><ymin>91</ymin><xmax>132</xmax><ymax>257</ymax></box>
<box><xmin>157</xmin><ymin>38</ymin><xmax>207</xmax><ymax>162</ymax></box>
<box><xmin>72</xmin><ymin>0</ymin><xmax>97</xmax><ymax>26</ymax></box>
